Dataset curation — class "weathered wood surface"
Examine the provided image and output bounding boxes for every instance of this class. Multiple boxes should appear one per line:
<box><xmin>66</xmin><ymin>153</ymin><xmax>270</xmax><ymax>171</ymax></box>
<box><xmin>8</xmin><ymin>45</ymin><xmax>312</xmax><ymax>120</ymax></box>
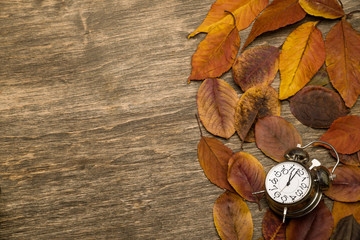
<box><xmin>0</xmin><ymin>0</ymin><xmax>359</xmax><ymax>239</ymax></box>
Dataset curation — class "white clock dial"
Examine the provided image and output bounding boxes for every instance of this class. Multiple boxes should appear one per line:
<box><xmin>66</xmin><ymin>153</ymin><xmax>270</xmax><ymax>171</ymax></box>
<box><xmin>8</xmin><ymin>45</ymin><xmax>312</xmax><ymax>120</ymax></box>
<box><xmin>265</xmin><ymin>161</ymin><xmax>311</xmax><ymax>204</ymax></box>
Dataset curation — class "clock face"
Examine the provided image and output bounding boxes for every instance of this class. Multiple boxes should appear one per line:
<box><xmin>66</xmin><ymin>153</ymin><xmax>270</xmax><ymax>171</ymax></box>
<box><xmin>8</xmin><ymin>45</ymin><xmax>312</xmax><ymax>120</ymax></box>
<box><xmin>265</xmin><ymin>161</ymin><xmax>311</xmax><ymax>204</ymax></box>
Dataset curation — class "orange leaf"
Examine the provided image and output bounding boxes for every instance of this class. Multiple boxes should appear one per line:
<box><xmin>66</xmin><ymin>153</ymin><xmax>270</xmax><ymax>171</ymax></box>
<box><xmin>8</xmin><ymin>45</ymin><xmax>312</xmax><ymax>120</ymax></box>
<box><xmin>330</xmin><ymin>150</ymin><xmax>360</xmax><ymax>167</ymax></box>
<box><xmin>279</xmin><ymin>21</ymin><xmax>325</xmax><ymax>100</ymax></box>
<box><xmin>332</xmin><ymin>201</ymin><xmax>360</xmax><ymax>227</ymax></box>
<box><xmin>232</xmin><ymin>45</ymin><xmax>280</xmax><ymax>92</ymax></box>
<box><xmin>324</xmin><ymin>165</ymin><xmax>360</xmax><ymax>202</ymax></box>
<box><xmin>325</xmin><ymin>17</ymin><xmax>360</xmax><ymax>108</ymax></box>
<box><xmin>188</xmin><ymin>0</ymin><xmax>269</xmax><ymax>38</ymax></box>
<box><xmin>227</xmin><ymin>152</ymin><xmax>265</xmax><ymax>202</ymax></box>
<box><xmin>235</xmin><ymin>85</ymin><xmax>281</xmax><ymax>142</ymax></box>
<box><xmin>188</xmin><ymin>23</ymin><xmax>240</xmax><ymax>82</ymax></box>
<box><xmin>213</xmin><ymin>191</ymin><xmax>253</xmax><ymax>240</ymax></box>
<box><xmin>197</xmin><ymin>78</ymin><xmax>239</xmax><ymax>138</ymax></box>
<box><xmin>299</xmin><ymin>0</ymin><xmax>344</xmax><ymax>19</ymax></box>
<box><xmin>255</xmin><ymin>116</ymin><xmax>302</xmax><ymax>162</ymax></box>
<box><xmin>286</xmin><ymin>200</ymin><xmax>333</xmax><ymax>240</ymax></box>
<box><xmin>319</xmin><ymin>115</ymin><xmax>360</xmax><ymax>154</ymax></box>
<box><xmin>242</xmin><ymin>0</ymin><xmax>306</xmax><ymax>50</ymax></box>
<box><xmin>262</xmin><ymin>209</ymin><xmax>286</xmax><ymax>240</ymax></box>
<box><xmin>198</xmin><ymin>136</ymin><xmax>234</xmax><ymax>191</ymax></box>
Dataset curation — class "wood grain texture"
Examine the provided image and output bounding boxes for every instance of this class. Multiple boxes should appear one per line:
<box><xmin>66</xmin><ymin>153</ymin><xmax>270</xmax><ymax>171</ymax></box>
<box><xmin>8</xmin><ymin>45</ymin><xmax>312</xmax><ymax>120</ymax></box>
<box><xmin>0</xmin><ymin>0</ymin><xmax>359</xmax><ymax>239</ymax></box>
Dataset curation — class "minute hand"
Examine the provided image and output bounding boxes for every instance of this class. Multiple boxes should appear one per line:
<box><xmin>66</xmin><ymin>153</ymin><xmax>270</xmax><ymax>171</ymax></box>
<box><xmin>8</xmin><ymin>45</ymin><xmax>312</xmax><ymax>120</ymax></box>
<box><xmin>287</xmin><ymin>169</ymin><xmax>299</xmax><ymax>186</ymax></box>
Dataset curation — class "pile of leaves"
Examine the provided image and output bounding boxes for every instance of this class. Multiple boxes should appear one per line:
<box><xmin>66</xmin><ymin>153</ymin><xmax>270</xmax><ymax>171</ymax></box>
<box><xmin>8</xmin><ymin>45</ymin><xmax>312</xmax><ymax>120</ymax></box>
<box><xmin>188</xmin><ymin>0</ymin><xmax>360</xmax><ymax>239</ymax></box>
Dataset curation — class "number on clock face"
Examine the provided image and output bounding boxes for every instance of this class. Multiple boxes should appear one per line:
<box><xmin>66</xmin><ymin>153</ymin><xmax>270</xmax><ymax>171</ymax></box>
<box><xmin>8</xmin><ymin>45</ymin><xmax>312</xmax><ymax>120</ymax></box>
<box><xmin>265</xmin><ymin>161</ymin><xmax>311</xmax><ymax>204</ymax></box>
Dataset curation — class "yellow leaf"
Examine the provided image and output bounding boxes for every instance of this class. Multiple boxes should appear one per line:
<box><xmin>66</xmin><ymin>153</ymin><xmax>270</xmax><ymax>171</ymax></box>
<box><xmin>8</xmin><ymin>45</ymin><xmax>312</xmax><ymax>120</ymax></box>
<box><xmin>299</xmin><ymin>0</ymin><xmax>344</xmax><ymax>19</ymax></box>
<box><xmin>279</xmin><ymin>21</ymin><xmax>325</xmax><ymax>100</ymax></box>
<box><xmin>188</xmin><ymin>0</ymin><xmax>269</xmax><ymax>38</ymax></box>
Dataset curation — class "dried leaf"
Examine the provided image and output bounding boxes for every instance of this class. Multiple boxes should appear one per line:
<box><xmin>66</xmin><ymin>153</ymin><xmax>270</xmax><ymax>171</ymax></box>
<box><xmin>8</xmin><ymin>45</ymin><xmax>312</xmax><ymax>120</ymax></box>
<box><xmin>188</xmin><ymin>0</ymin><xmax>269</xmax><ymax>38</ymax></box>
<box><xmin>279</xmin><ymin>21</ymin><xmax>325</xmax><ymax>100</ymax></box>
<box><xmin>289</xmin><ymin>86</ymin><xmax>349</xmax><ymax>128</ymax></box>
<box><xmin>243</xmin><ymin>0</ymin><xmax>306</xmax><ymax>50</ymax></box>
<box><xmin>188</xmin><ymin>23</ymin><xmax>240</xmax><ymax>82</ymax></box>
<box><xmin>330</xmin><ymin>150</ymin><xmax>360</xmax><ymax>166</ymax></box>
<box><xmin>262</xmin><ymin>209</ymin><xmax>286</xmax><ymax>240</ymax></box>
<box><xmin>235</xmin><ymin>85</ymin><xmax>281</xmax><ymax>142</ymax></box>
<box><xmin>332</xmin><ymin>215</ymin><xmax>360</xmax><ymax>240</ymax></box>
<box><xmin>255</xmin><ymin>116</ymin><xmax>302</xmax><ymax>162</ymax></box>
<box><xmin>213</xmin><ymin>191</ymin><xmax>253</xmax><ymax>240</ymax></box>
<box><xmin>306</xmin><ymin>68</ymin><xmax>330</xmax><ymax>86</ymax></box>
<box><xmin>232</xmin><ymin>45</ymin><xmax>280</xmax><ymax>92</ymax></box>
<box><xmin>299</xmin><ymin>0</ymin><xmax>344</xmax><ymax>19</ymax></box>
<box><xmin>198</xmin><ymin>136</ymin><xmax>234</xmax><ymax>191</ymax></box>
<box><xmin>227</xmin><ymin>152</ymin><xmax>265</xmax><ymax>202</ymax></box>
<box><xmin>319</xmin><ymin>115</ymin><xmax>360</xmax><ymax>154</ymax></box>
<box><xmin>286</xmin><ymin>200</ymin><xmax>333</xmax><ymax>240</ymax></box>
<box><xmin>197</xmin><ymin>78</ymin><xmax>239</xmax><ymax>138</ymax></box>
<box><xmin>325</xmin><ymin>17</ymin><xmax>360</xmax><ymax>108</ymax></box>
<box><xmin>332</xmin><ymin>201</ymin><xmax>360</xmax><ymax>227</ymax></box>
<box><xmin>324</xmin><ymin>165</ymin><xmax>360</xmax><ymax>202</ymax></box>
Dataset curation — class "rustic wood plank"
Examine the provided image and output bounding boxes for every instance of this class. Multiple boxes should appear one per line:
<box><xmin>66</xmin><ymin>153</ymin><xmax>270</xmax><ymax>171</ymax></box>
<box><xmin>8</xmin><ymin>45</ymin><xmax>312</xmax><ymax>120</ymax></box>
<box><xmin>0</xmin><ymin>0</ymin><xmax>359</xmax><ymax>239</ymax></box>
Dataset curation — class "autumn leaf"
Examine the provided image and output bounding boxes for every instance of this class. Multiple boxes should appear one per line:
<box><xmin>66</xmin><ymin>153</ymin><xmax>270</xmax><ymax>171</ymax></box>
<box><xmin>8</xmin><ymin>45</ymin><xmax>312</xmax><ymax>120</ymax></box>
<box><xmin>227</xmin><ymin>152</ymin><xmax>265</xmax><ymax>202</ymax></box>
<box><xmin>255</xmin><ymin>116</ymin><xmax>302</xmax><ymax>162</ymax></box>
<box><xmin>188</xmin><ymin>22</ymin><xmax>240</xmax><ymax>82</ymax></box>
<box><xmin>197</xmin><ymin>78</ymin><xmax>239</xmax><ymax>138</ymax></box>
<box><xmin>299</xmin><ymin>0</ymin><xmax>345</xmax><ymax>19</ymax></box>
<box><xmin>188</xmin><ymin>0</ymin><xmax>269</xmax><ymax>38</ymax></box>
<box><xmin>306</xmin><ymin>67</ymin><xmax>330</xmax><ymax>86</ymax></box>
<box><xmin>332</xmin><ymin>215</ymin><xmax>360</xmax><ymax>240</ymax></box>
<box><xmin>319</xmin><ymin>115</ymin><xmax>360</xmax><ymax>154</ymax></box>
<box><xmin>198</xmin><ymin>136</ymin><xmax>234</xmax><ymax>191</ymax></box>
<box><xmin>262</xmin><ymin>209</ymin><xmax>286</xmax><ymax>240</ymax></box>
<box><xmin>235</xmin><ymin>85</ymin><xmax>281</xmax><ymax>142</ymax></box>
<box><xmin>332</xmin><ymin>201</ymin><xmax>360</xmax><ymax>227</ymax></box>
<box><xmin>232</xmin><ymin>45</ymin><xmax>280</xmax><ymax>92</ymax></box>
<box><xmin>279</xmin><ymin>21</ymin><xmax>325</xmax><ymax>100</ymax></box>
<box><xmin>213</xmin><ymin>191</ymin><xmax>253</xmax><ymax>240</ymax></box>
<box><xmin>242</xmin><ymin>0</ymin><xmax>306</xmax><ymax>50</ymax></box>
<box><xmin>326</xmin><ymin>17</ymin><xmax>360</xmax><ymax>108</ymax></box>
<box><xmin>330</xmin><ymin>150</ymin><xmax>360</xmax><ymax>166</ymax></box>
<box><xmin>324</xmin><ymin>165</ymin><xmax>360</xmax><ymax>202</ymax></box>
<box><xmin>289</xmin><ymin>86</ymin><xmax>349</xmax><ymax>128</ymax></box>
<box><xmin>286</xmin><ymin>200</ymin><xmax>333</xmax><ymax>240</ymax></box>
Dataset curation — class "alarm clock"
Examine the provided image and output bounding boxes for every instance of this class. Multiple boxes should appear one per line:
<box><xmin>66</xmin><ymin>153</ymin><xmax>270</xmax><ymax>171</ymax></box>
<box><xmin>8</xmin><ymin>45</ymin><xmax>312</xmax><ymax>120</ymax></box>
<box><xmin>254</xmin><ymin>141</ymin><xmax>340</xmax><ymax>222</ymax></box>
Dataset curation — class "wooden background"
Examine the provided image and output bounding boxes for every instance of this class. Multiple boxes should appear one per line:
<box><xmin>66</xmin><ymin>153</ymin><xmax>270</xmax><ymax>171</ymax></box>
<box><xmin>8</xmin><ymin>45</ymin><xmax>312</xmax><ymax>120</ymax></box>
<box><xmin>0</xmin><ymin>0</ymin><xmax>359</xmax><ymax>239</ymax></box>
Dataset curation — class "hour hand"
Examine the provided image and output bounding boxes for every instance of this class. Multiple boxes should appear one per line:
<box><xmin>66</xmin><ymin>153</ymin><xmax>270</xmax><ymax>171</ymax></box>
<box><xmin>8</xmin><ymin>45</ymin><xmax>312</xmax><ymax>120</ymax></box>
<box><xmin>286</xmin><ymin>169</ymin><xmax>295</xmax><ymax>186</ymax></box>
<box><xmin>287</xmin><ymin>169</ymin><xmax>298</xmax><ymax>186</ymax></box>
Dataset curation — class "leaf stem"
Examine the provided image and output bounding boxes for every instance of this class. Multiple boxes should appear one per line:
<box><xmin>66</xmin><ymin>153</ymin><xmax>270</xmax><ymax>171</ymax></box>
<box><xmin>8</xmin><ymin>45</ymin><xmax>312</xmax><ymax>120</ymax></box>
<box><xmin>347</xmin><ymin>10</ymin><xmax>360</xmax><ymax>19</ymax></box>
<box><xmin>337</xmin><ymin>0</ymin><xmax>343</xmax><ymax>9</ymax></box>
<box><xmin>224</xmin><ymin>10</ymin><xmax>237</xmax><ymax>28</ymax></box>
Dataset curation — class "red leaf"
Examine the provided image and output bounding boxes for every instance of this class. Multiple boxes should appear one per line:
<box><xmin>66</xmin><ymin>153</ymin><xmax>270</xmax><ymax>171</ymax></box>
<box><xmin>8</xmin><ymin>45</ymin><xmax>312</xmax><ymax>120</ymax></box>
<box><xmin>262</xmin><ymin>209</ymin><xmax>286</xmax><ymax>240</ymax></box>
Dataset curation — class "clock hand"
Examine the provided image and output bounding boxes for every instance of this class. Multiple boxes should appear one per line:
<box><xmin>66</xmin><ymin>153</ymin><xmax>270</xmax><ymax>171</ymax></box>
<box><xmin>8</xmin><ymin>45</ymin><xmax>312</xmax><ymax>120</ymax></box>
<box><xmin>287</xmin><ymin>169</ymin><xmax>299</xmax><ymax>186</ymax></box>
<box><xmin>286</xmin><ymin>168</ymin><xmax>295</xmax><ymax>186</ymax></box>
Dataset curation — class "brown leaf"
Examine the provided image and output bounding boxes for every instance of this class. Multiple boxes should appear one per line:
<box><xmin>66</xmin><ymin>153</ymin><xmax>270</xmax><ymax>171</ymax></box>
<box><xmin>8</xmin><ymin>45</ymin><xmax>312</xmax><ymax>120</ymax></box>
<box><xmin>198</xmin><ymin>136</ymin><xmax>234</xmax><ymax>191</ymax></box>
<box><xmin>289</xmin><ymin>86</ymin><xmax>349</xmax><ymax>128</ymax></box>
<box><xmin>235</xmin><ymin>85</ymin><xmax>281</xmax><ymax>142</ymax></box>
<box><xmin>279</xmin><ymin>21</ymin><xmax>325</xmax><ymax>100</ymax></box>
<box><xmin>262</xmin><ymin>209</ymin><xmax>286</xmax><ymax>240</ymax></box>
<box><xmin>232</xmin><ymin>45</ymin><xmax>279</xmax><ymax>92</ymax></box>
<box><xmin>255</xmin><ymin>116</ymin><xmax>302</xmax><ymax>162</ymax></box>
<box><xmin>188</xmin><ymin>22</ymin><xmax>240</xmax><ymax>82</ymax></box>
<box><xmin>213</xmin><ymin>191</ymin><xmax>253</xmax><ymax>240</ymax></box>
<box><xmin>197</xmin><ymin>78</ymin><xmax>239</xmax><ymax>139</ymax></box>
<box><xmin>188</xmin><ymin>0</ymin><xmax>269</xmax><ymax>38</ymax></box>
<box><xmin>227</xmin><ymin>152</ymin><xmax>265</xmax><ymax>202</ymax></box>
<box><xmin>330</xmin><ymin>150</ymin><xmax>360</xmax><ymax>167</ymax></box>
<box><xmin>306</xmin><ymin>68</ymin><xmax>330</xmax><ymax>86</ymax></box>
<box><xmin>325</xmin><ymin>17</ymin><xmax>360</xmax><ymax>108</ymax></box>
<box><xmin>332</xmin><ymin>215</ymin><xmax>360</xmax><ymax>240</ymax></box>
<box><xmin>319</xmin><ymin>115</ymin><xmax>360</xmax><ymax>154</ymax></box>
<box><xmin>299</xmin><ymin>0</ymin><xmax>344</xmax><ymax>19</ymax></box>
<box><xmin>332</xmin><ymin>201</ymin><xmax>360</xmax><ymax>227</ymax></box>
<box><xmin>242</xmin><ymin>0</ymin><xmax>306</xmax><ymax>50</ymax></box>
<box><xmin>286</xmin><ymin>200</ymin><xmax>333</xmax><ymax>240</ymax></box>
<box><xmin>324</xmin><ymin>165</ymin><xmax>360</xmax><ymax>202</ymax></box>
